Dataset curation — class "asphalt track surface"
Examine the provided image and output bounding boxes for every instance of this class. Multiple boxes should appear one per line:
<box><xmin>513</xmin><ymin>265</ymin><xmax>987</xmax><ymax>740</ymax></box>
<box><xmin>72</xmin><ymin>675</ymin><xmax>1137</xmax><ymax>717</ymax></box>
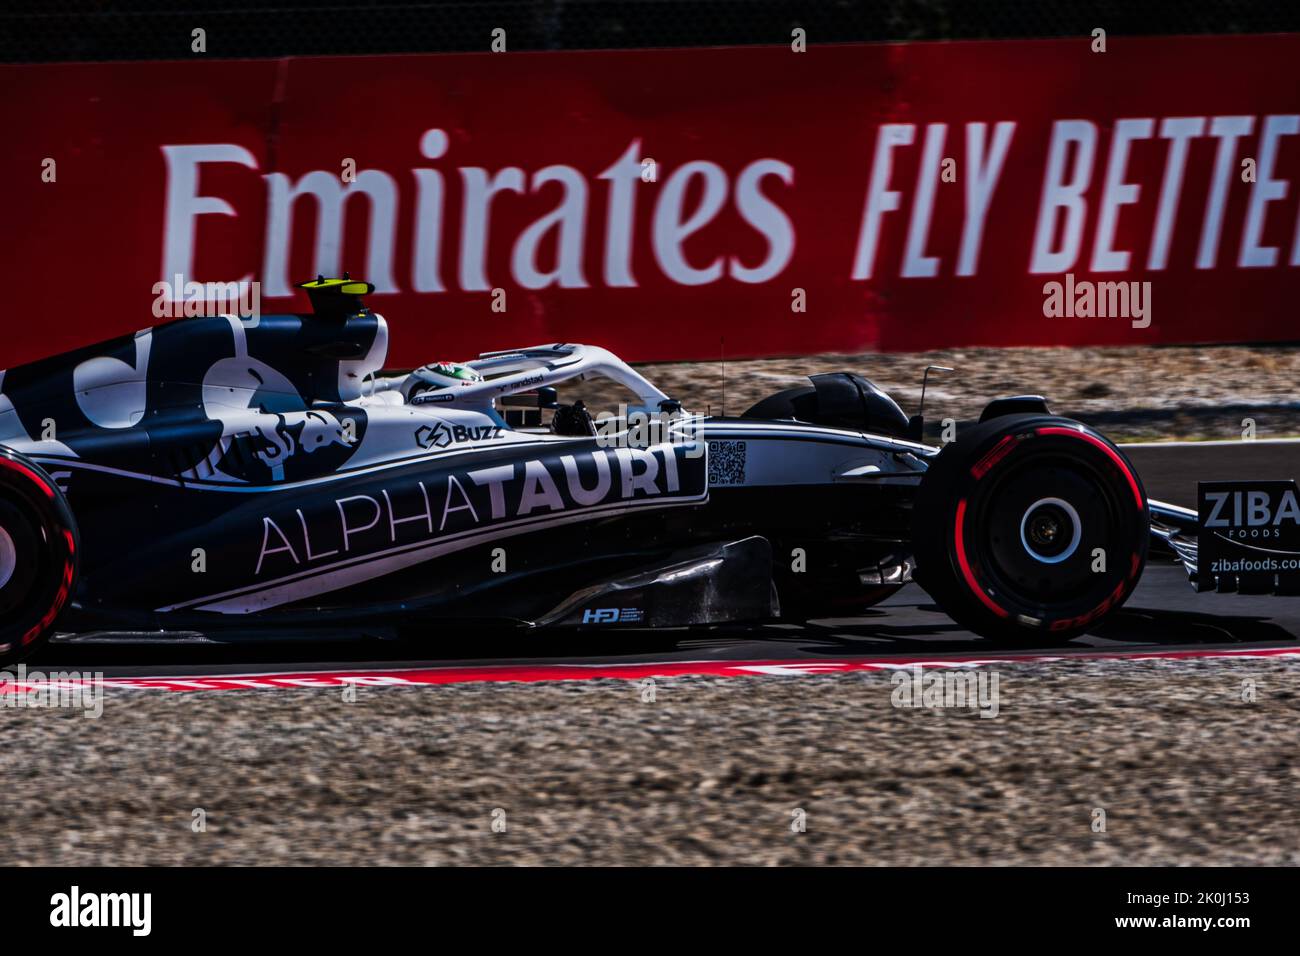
<box><xmin>26</xmin><ymin>438</ymin><xmax>1300</xmax><ymax>678</ymax></box>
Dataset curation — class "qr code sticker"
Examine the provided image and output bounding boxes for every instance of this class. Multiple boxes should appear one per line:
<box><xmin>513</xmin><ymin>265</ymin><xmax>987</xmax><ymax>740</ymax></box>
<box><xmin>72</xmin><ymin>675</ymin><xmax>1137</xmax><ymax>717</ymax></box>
<box><xmin>708</xmin><ymin>440</ymin><xmax>747</xmax><ymax>486</ymax></box>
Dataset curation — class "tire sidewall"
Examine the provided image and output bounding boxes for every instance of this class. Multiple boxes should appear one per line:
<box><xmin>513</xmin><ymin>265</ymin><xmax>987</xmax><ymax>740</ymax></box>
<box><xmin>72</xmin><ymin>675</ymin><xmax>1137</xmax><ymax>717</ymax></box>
<box><xmin>914</xmin><ymin>415</ymin><xmax>1148</xmax><ymax>640</ymax></box>
<box><xmin>0</xmin><ymin>451</ymin><xmax>78</xmax><ymax>663</ymax></box>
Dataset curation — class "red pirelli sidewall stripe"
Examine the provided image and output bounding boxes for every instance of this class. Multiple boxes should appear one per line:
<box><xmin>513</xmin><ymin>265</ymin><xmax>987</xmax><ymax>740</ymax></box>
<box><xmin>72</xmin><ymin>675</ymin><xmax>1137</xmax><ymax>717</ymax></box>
<box><xmin>1034</xmin><ymin>426</ymin><xmax>1145</xmax><ymax>509</ymax></box>
<box><xmin>0</xmin><ymin>456</ymin><xmax>55</xmax><ymax>500</ymax></box>
<box><xmin>0</xmin><ymin>456</ymin><xmax>77</xmax><ymax>645</ymax></box>
<box><xmin>954</xmin><ymin>497</ymin><xmax>1010</xmax><ymax>618</ymax></box>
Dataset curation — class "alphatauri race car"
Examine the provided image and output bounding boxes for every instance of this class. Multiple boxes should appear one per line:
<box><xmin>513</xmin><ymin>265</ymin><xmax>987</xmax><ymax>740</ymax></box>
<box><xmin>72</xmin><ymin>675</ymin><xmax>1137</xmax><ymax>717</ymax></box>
<box><xmin>0</xmin><ymin>277</ymin><xmax>1235</xmax><ymax>664</ymax></box>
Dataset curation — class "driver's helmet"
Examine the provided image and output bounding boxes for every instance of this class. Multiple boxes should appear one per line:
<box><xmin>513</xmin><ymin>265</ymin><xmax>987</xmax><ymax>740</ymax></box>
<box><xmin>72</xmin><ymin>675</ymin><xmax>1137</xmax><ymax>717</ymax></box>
<box><xmin>402</xmin><ymin>361</ymin><xmax>484</xmax><ymax>403</ymax></box>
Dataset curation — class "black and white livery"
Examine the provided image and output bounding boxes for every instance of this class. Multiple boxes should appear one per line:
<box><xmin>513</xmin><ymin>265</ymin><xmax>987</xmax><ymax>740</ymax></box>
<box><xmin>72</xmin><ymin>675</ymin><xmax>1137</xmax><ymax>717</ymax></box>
<box><xmin>0</xmin><ymin>277</ymin><xmax>1229</xmax><ymax>663</ymax></box>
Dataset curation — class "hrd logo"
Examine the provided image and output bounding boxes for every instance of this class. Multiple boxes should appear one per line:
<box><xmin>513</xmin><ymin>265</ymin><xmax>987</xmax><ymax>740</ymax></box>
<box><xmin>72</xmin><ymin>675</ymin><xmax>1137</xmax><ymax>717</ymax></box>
<box><xmin>581</xmin><ymin>607</ymin><xmax>645</xmax><ymax>624</ymax></box>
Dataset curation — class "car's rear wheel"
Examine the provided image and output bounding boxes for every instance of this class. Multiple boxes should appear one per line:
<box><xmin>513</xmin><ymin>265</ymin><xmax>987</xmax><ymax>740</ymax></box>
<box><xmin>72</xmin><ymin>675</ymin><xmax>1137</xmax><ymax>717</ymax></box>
<box><xmin>912</xmin><ymin>415</ymin><xmax>1148</xmax><ymax>642</ymax></box>
<box><xmin>0</xmin><ymin>449</ymin><xmax>78</xmax><ymax>665</ymax></box>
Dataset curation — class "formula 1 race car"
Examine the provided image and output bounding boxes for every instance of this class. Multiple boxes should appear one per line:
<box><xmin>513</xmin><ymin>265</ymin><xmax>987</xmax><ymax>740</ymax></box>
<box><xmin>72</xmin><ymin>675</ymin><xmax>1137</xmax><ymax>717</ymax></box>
<box><xmin>0</xmin><ymin>277</ymin><xmax>1204</xmax><ymax>664</ymax></box>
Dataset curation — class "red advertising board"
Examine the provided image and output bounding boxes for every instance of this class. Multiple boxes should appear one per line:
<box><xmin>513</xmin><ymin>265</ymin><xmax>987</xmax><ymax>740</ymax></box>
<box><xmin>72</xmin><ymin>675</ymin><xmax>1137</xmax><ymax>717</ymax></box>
<box><xmin>2</xmin><ymin>34</ymin><xmax>1300</xmax><ymax>368</ymax></box>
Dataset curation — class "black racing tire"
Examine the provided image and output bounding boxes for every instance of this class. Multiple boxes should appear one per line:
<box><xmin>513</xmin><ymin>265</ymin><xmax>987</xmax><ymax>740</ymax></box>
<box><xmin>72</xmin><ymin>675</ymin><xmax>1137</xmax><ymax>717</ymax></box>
<box><xmin>0</xmin><ymin>448</ymin><xmax>79</xmax><ymax>665</ymax></box>
<box><xmin>912</xmin><ymin>415</ymin><xmax>1148</xmax><ymax>642</ymax></box>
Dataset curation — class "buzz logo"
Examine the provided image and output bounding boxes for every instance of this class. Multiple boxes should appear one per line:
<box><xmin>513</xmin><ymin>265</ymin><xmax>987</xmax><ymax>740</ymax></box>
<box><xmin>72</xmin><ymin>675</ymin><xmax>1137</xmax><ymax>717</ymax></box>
<box><xmin>581</xmin><ymin>607</ymin><xmax>645</xmax><ymax>624</ymax></box>
<box><xmin>415</xmin><ymin>422</ymin><xmax>503</xmax><ymax>449</ymax></box>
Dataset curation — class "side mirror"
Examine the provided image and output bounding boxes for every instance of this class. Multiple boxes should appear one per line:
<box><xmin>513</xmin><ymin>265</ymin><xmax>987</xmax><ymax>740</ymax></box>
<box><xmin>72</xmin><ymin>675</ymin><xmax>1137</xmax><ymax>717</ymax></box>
<box><xmin>537</xmin><ymin>386</ymin><xmax>559</xmax><ymax>409</ymax></box>
<box><xmin>906</xmin><ymin>414</ymin><xmax>924</xmax><ymax>442</ymax></box>
<box><xmin>910</xmin><ymin>365</ymin><xmax>953</xmax><ymax>443</ymax></box>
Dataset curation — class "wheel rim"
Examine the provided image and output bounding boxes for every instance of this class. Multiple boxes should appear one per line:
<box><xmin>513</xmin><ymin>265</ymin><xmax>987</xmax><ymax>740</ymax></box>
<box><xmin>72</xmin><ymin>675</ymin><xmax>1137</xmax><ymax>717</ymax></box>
<box><xmin>1018</xmin><ymin>497</ymin><xmax>1082</xmax><ymax>564</ymax></box>
<box><xmin>0</xmin><ymin>525</ymin><xmax>15</xmax><ymax>590</ymax></box>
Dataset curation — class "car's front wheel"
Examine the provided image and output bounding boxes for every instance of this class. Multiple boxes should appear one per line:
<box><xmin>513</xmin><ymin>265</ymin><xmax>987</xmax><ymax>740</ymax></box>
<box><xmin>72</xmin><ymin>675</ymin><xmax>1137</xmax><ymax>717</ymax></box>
<box><xmin>0</xmin><ymin>448</ymin><xmax>79</xmax><ymax>665</ymax></box>
<box><xmin>912</xmin><ymin>415</ymin><xmax>1148</xmax><ymax>642</ymax></box>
